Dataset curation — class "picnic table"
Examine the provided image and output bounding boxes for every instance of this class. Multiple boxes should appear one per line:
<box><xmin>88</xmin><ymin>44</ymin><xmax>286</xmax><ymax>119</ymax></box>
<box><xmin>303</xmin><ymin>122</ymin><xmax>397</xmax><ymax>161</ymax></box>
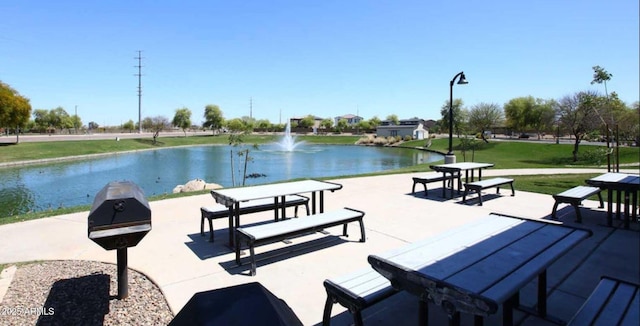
<box><xmin>586</xmin><ymin>173</ymin><xmax>639</xmax><ymax>229</ymax></box>
<box><xmin>368</xmin><ymin>213</ymin><xmax>592</xmax><ymax>326</ymax></box>
<box><xmin>430</xmin><ymin>162</ymin><xmax>494</xmax><ymax>198</ymax></box>
<box><xmin>210</xmin><ymin>179</ymin><xmax>343</xmax><ymax>247</ymax></box>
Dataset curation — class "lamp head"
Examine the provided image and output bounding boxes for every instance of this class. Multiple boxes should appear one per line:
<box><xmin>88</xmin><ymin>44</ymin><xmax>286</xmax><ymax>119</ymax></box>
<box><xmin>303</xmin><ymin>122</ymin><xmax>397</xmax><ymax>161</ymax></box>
<box><xmin>457</xmin><ymin>72</ymin><xmax>468</xmax><ymax>85</ymax></box>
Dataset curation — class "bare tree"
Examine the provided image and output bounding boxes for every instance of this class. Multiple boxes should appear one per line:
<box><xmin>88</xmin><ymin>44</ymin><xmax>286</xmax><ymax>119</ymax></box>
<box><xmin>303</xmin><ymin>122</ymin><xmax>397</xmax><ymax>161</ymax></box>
<box><xmin>151</xmin><ymin>115</ymin><xmax>170</xmax><ymax>144</ymax></box>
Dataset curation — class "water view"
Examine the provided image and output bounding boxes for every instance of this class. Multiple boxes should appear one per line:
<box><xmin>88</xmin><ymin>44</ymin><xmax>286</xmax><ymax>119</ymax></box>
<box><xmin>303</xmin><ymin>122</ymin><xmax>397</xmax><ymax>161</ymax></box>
<box><xmin>0</xmin><ymin>144</ymin><xmax>442</xmax><ymax>216</ymax></box>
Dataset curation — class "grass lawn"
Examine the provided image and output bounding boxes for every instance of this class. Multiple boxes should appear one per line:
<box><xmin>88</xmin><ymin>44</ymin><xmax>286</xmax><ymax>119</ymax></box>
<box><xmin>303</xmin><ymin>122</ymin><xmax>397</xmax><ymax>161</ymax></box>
<box><xmin>0</xmin><ymin>134</ymin><xmax>637</xmax><ymax>224</ymax></box>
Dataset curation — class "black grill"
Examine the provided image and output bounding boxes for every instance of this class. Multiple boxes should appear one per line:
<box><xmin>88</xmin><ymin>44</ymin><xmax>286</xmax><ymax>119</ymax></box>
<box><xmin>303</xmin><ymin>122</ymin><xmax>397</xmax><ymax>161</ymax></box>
<box><xmin>87</xmin><ymin>181</ymin><xmax>151</xmax><ymax>299</ymax></box>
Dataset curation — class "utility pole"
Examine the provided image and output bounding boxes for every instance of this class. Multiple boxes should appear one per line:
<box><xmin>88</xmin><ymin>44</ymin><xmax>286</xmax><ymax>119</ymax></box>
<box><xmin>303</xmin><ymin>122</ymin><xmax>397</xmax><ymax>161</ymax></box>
<box><xmin>135</xmin><ymin>51</ymin><xmax>143</xmax><ymax>133</ymax></box>
<box><xmin>249</xmin><ymin>97</ymin><xmax>253</xmax><ymax>119</ymax></box>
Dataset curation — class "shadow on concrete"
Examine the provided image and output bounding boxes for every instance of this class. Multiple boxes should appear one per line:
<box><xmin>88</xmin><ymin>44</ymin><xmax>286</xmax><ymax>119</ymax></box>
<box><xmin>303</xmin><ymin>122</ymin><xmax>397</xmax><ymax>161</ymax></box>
<box><xmin>36</xmin><ymin>274</ymin><xmax>110</xmax><ymax>326</ymax></box>
<box><xmin>220</xmin><ymin>235</ymin><xmax>350</xmax><ymax>276</ymax></box>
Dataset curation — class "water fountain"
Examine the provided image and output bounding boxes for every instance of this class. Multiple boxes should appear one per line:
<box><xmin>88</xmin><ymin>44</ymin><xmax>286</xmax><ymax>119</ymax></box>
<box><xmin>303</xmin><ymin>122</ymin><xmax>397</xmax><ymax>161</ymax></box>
<box><xmin>276</xmin><ymin>121</ymin><xmax>304</xmax><ymax>151</ymax></box>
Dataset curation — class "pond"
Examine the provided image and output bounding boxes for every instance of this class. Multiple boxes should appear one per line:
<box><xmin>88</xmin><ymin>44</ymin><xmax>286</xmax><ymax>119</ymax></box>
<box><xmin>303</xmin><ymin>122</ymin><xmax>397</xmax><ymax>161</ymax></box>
<box><xmin>0</xmin><ymin>144</ymin><xmax>442</xmax><ymax>216</ymax></box>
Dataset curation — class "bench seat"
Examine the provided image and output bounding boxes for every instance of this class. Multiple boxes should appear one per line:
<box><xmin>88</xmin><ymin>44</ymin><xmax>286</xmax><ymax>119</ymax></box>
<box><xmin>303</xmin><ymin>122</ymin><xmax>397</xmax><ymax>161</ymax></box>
<box><xmin>463</xmin><ymin>177</ymin><xmax>515</xmax><ymax>206</ymax></box>
<box><xmin>568</xmin><ymin>276</ymin><xmax>639</xmax><ymax>325</ymax></box>
<box><xmin>411</xmin><ymin>172</ymin><xmax>460</xmax><ymax>197</ymax></box>
<box><xmin>552</xmin><ymin>186</ymin><xmax>603</xmax><ymax>223</ymax></box>
<box><xmin>236</xmin><ymin>207</ymin><xmax>366</xmax><ymax>276</ymax></box>
<box><xmin>322</xmin><ymin>268</ymin><xmax>397</xmax><ymax>326</ymax></box>
<box><xmin>200</xmin><ymin>195</ymin><xmax>309</xmax><ymax>242</ymax></box>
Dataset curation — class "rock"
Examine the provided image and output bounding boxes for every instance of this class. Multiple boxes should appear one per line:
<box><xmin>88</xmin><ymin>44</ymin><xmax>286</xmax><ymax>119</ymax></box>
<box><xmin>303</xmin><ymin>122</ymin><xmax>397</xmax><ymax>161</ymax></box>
<box><xmin>181</xmin><ymin>179</ymin><xmax>206</xmax><ymax>192</ymax></box>
<box><xmin>204</xmin><ymin>183</ymin><xmax>223</xmax><ymax>190</ymax></box>
<box><xmin>173</xmin><ymin>179</ymin><xmax>223</xmax><ymax>193</ymax></box>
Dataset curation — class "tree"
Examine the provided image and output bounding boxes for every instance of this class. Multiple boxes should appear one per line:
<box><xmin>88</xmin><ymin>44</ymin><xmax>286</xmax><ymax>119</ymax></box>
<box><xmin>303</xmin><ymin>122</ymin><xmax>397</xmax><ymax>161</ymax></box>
<box><xmin>226</xmin><ymin>118</ymin><xmax>245</xmax><ymax>132</ymax></box>
<box><xmin>504</xmin><ymin>96</ymin><xmax>535</xmax><ymax>135</ymax></box>
<box><xmin>368</xmin><ymin>116</ymin><xmax>381</xmax><ymax>128</ymax></box>
<box><xmin>0</xmin><ymin>81</ymin><xmax>32</xmax><ymax>143</ymax></box>
<box><xmin>203</xmin><ymin>104</ymin><xmax>224</xmax><ymax>134</ymax></box>
<box><xmin>141</xmin><ymin>117</ymin><xmax>153</xmax><ymax>131</ymax></box>
<box><xmin>335</xmin><ymin>118</ymin><xmax>348</xmax><ymax>133</ymax></box>
<box><xmin>33</xmin><ymin>109</ymin><xmax>50</xmax><ymax>132</ymax></box>
<box><xmin>556</xmin><ymin>91</ymin><xmax>602</xmax><ymax>161</ymax></box>
<box><xmin>172</xmin><ymin>107</ymin><xmax>192</xmax><ymax>136</ymax></box>
<box><xmin>88</xmin><ymin>121</ymin><xmax>100</xmax><ymax>131</ymax></box>
<box><xmin>385</xmin><ymin>114</ymin><xmax>399</xmax><ymax>125</ymax></box>
<box><xmin>151</xmin><ymin>115</ymin><xmax>169</xmax><ymax>144</ymax></box>
<box><xmin>256</xmin><ymin>119</ymin><xmax>271</xmax><ymax>130</ymax></box>
<box><xmin>70</xmin><ymin>115</ymin><xmax>82</xmax><ymax>134</ymax></box>
<box><xmin>122</xmin><ymin>120</ymin><xmax>135</xmax><ymax>133</ymax></box>
<box><xmin>357</xmin><ymin>120</ymin><xmax>371</xmax><ymax>131</ymax></box>
<box><xmin>47</xmin><ymin>107</ymin><xmax>71</xmax><ymax>132</ymax></box>
<box><xmin>591</xmin><ymin>65</ymin><xmax>614</xmax><ymax>126</ymax></box>
<box><xmin>468</xmin><ymin>102</ymin><xmax>503</xmax><ymax>142</ymax></box>
<box><xmin>298</xmin><ymin>115</ymin><xmax>315</xmax><ymax>129</ymax></box>
<box><xmin>528</xmin><ymin>99</ymin><xmax>556</xmax><ymax>139</ymax></box>
<box><xmin>440</xmin><ymin>99</ymin><xmax>468</xmax><ymax>137</ymax></box>
<box><xmin>320</xmin><ymin>118</ymin><xmax>333</xmax><ymax>130</ymax></box>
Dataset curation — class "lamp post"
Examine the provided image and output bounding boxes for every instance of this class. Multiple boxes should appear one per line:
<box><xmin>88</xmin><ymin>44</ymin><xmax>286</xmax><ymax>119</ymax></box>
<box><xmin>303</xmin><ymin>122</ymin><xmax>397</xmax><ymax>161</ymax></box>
<box><xmin>446</xmin><ymin>71</ymin><xmax>468</xmax><ymax>164</ymax></box>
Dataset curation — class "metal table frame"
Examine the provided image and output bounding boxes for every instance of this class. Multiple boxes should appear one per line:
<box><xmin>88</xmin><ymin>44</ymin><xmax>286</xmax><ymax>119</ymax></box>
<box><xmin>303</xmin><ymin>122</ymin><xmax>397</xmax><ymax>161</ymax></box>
<box><xmin>430</xmin><ymin>162</ymin><xmax>495</xmax><ymax>198</ymax></box>
<box><xmin>586</xmin><ymin>173</ymin><xmax>639</xmax><ymax>229</ymax></box>
<box><xmin>210</xmin><ymin>179</ymin><xmax>343</xmax><ymax>247</ymax></box>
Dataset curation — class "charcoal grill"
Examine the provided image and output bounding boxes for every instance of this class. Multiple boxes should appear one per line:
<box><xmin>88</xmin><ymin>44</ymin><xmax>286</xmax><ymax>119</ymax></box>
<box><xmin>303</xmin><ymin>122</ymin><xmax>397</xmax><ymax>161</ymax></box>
<box><xmin>88</xmin><ymin>181</ymin><xmax>151</xmax><ymax>299</ymax></box>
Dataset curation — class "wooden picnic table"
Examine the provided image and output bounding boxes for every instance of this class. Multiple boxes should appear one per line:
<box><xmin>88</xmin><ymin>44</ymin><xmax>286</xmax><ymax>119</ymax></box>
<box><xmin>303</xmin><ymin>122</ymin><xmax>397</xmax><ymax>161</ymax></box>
<box><xmin>430</xmin><ymin>162</ymin><xmax>494</xmax><ymax>198</ymax></box>
<box><xmin>210</xmin><ymin>179</ymin><xmax>343</xmax><ymax>247</ymax></box>
<box><xmin>586</xmin><ymin>173</ymin><xmax>639</xmax><ymax>229</ymax></box>
<box><xmin>368</xmin><ymin>213</ymin><xmax>592</xmax><ymax>326</ymax></box>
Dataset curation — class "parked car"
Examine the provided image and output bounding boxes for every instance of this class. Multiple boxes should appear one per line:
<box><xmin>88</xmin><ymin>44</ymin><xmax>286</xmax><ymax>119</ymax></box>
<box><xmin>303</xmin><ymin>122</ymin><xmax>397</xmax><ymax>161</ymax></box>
<box><xmin>518</xmin><ymin>134</ymin><xmax>530</xmax><ymax>139</ymax></box>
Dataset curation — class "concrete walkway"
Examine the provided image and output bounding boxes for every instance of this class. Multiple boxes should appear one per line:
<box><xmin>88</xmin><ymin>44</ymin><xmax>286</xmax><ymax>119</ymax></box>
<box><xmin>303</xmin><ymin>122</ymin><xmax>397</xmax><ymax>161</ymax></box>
<box><xmin>0</xmin><ymin>169</ymin><xmax>638</xmax><ymax>325</ymax></box>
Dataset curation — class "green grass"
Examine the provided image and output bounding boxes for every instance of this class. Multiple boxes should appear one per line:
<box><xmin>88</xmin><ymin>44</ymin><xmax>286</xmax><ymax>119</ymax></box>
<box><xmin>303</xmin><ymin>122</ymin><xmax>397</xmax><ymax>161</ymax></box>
<box><xmin>402</xmin><ymin>138</ymin><xmax>639</xmax><ymax>168</ymax></box>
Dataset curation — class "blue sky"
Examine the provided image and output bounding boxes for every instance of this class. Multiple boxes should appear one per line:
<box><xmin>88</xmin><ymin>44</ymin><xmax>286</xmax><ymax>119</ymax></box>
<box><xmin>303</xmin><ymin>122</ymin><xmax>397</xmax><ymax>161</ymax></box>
<box><xmin>1</xmin><ymin>0</ymin><xmax>638</xmax><ymax>127</ymax></box>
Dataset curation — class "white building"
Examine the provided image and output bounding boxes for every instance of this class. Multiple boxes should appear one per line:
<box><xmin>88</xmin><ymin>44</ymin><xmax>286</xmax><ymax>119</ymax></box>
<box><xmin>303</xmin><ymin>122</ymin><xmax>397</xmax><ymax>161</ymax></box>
<box><xmin>376</xmin><ymin>118</ymin><xmax>429</xmax><ymax>140</ymax></box>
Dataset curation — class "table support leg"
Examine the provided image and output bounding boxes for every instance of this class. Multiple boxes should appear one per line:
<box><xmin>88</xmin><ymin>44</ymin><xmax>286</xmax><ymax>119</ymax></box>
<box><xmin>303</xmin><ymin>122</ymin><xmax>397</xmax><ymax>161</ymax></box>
<box><xmin>227</xmin><ymin>206</ymin><xmax>234</xmax><ymax>248</ymax></box>
<box><xmin>632</xmin><ymin>191</ymin><xmax>638</xmax><ymax>224</ymax></box>
<box><xmin>418</xmin><ymin>299</ymin><xmax>429</xmax><ymax>326</ymax></box>
<box><xmin>273</xmin><ymin>197</ymin><xmax>279</xmax><ymax>221</ymax></box>
<box><xmin>234</xmin><ymin>202</ymin><xmax>240</xmax><ymax>248</ymax></box>
<box><xmin>503</xmin><ymin>294</ymin><xmax>515</xmax><ymax>326</ymax></box>
<box><xmin>312</xmin><ymin>192</ymin><xmax>317</xmax><ymax>214</ymax></box>
<box><xmin>616</xmin><ymin>190</ymin><xmax>622</xmax><ymax>220</ymax></box>
<box><xmin>624</xmin><ymin>190</ymin><xmax>630</xmax><ymax>229</ymax></box>
<box><xmin>320</xmin><ymin>190</ymin><xmax>325</xmax><ymax>213</ymax></box>
<box><xmin>280</xmin><ymin>195</ymin><xmax>286</xmax><ymax>220</ymax></box>
<box><xmin>537</xmin><ymin>270</ymin><xmax>547</xmax><ymax>317</ymax></box>
<box><xmin>607</xmin><ymin>190</ymin><xmax>613</xmax><ymax>226</ymax></box>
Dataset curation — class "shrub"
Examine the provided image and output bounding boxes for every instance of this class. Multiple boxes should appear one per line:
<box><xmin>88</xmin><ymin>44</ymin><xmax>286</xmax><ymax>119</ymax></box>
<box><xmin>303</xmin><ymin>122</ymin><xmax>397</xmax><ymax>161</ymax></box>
<box><xmin>373</xmin><ymin>137</ymin><xmax>388</xmax><ymax>146</ymax></box>
<box><xmin>403</xmin><ymin>135</ymin><xmax>412</xmax><ymax>141</ymax></box>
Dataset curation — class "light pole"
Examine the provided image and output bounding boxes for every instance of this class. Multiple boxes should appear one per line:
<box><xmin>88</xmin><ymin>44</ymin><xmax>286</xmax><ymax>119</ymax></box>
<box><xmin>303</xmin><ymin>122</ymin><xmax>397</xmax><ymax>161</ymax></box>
<box><xmin>446</xmin><ymin>71</ymin><xmax>468</xmax><ymax>164</ymax></box>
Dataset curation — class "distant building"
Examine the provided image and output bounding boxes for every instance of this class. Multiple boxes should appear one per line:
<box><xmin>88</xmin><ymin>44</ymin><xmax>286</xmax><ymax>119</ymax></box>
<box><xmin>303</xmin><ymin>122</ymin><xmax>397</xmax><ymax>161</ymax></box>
<box><xmin>334</xmin><ymin>114</ymin><xmax>363</xmax><ymax>126</ymax></box>
<box><xmin>376</xmin><ymin>118</ymin><xmax>428</xmax><ymax>139</ymax></box>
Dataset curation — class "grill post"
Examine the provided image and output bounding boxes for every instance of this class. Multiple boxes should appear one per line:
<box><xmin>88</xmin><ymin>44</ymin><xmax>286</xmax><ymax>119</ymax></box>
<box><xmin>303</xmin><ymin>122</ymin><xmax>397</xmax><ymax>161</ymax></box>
<box><xmin>117</xmin><ymin>248</ymin><xmax>128</xmax><ymax>299</ymax></box>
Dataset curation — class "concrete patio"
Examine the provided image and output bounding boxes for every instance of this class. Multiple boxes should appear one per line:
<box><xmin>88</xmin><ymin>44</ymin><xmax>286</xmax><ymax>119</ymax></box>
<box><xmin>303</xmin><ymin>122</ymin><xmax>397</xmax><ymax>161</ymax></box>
<box><xmin>0</xmin><ymin>168</ymin><xmax>638</xmax><ymax>325</ymax></box>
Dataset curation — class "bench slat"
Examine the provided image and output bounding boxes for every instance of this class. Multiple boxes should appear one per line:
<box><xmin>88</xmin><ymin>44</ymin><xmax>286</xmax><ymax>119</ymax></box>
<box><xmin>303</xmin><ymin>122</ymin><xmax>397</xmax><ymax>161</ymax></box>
<box><xmin>239</xmin><ymin>208</ymin><xmax>362</xmax><ymax>240</ymax></box>
<box><xmin>202</xmin><ymin>195</ymin><xmax>308</xmax><ymax>217</ymax></box>
<box><xmin>466</xmin><ymin>177</ymin><xmax>513</xmax><ymax>188</ymax></box>
<box><xmin>569</xmin><ymin>277</ymin><xmax>640</xmax><ymax>325</ymax></box>
<box><xmin>555</xmin><ymin>186</ymin><xmax>601</xmax><ymax>200</ymax></box>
